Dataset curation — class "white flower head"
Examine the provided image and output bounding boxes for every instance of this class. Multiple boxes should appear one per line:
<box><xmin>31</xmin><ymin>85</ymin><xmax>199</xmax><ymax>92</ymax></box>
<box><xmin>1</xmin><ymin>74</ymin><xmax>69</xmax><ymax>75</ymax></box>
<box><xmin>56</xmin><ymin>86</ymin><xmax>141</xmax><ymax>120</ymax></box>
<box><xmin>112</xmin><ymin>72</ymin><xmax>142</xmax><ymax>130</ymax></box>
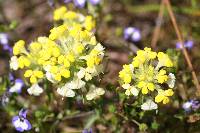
<box><xmin>122</xmin><ymin>84</ymin><xmax>139</xmax><ymax>96</ymax></box>
<box><xmin>57</xmin><ymin>85</ymin><xmax>75</xmax><ymax>97</ymax></box>
<box><xmin>27</xmin><ymin>84</ymin><xmax>43</xmax><ymax>96</ymax></box>
<box><xmin>57</xmin><ymin>77</ymin><xmax>85</xmax><ymax>97</ymax></box>
<box><xmin>141</xmin><ymin>99</ymin><xmax>158</xmax><ymax>111</ymax></box>
<box><xmin>167</xmin><ymin>73</ymin><xmax>176</xmax><ymax>88</ymax></box>
<box><xmin>86</xmin><ymin>85</ymin><xmax>105</xmax><ymax>100</ymax></box>
<box><xmin>10</xmin><ymin>56</ymin><xmax>19</xmax><ymax>70</ymax></box>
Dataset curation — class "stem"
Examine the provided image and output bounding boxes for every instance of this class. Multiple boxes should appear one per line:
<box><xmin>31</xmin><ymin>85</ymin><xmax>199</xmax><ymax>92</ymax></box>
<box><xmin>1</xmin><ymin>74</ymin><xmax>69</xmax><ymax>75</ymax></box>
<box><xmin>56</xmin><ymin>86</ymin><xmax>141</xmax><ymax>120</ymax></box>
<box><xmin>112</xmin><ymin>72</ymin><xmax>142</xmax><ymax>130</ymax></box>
<box><xmin>151</xmin><ymin>0</ymin><xmax>165</xmax><ymax>49</ymax></box>
<box><xmin>116</xmin><ymin>113</ymin><xmax>140</xmax><ymax>126</ymax></box>
<box><xmin>164</xmin><ymin>0</ymin><xmax>200</xmax><ymax>93</ymax></box>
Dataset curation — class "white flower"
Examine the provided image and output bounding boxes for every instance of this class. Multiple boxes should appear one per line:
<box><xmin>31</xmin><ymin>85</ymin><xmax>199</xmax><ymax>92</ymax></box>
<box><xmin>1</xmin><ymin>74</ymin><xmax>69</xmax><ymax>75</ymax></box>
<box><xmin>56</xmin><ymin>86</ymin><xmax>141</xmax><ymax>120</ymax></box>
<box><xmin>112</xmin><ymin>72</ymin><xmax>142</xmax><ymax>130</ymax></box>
<box><xmin>167</xmin><ymin>73</ymin><xmax>176</xmax><ymax>88</ymax></box>
<box><xmin>65</xmin><ymin>77</ymin><xmax>85</xmax><ymax>89</ymax></box>
<box><xmin>141</xmin><ymin>99</ymin><xmax>158</xmax><ymax>111</ymax></box>
<box><xmin>10</xmin><ymin>56</ymin><xmax>19</xmax><ymax>70</ymax></box>
<box><xmin>46</xmin><ymin>72</ymin><xmax>57</xmax><ymax>83</ymax></box>
<box><xmin>57</xmin><ymin>77</ymin><xmax>85</xmax><ymax>97</ymax></box>
<box><xmin>27</xmin><ymin>84</ymin><xmax>43</xmax><ymax>96</ymax></box>
<box><xmin>86</xmin><ymin>85</ymin><xmax>105</xmax><ymax>100</ymax></box>
<box><xmin>122</xmin><ymin>84</ymin><xmax>139</xmax><ymax>96</ymax></box>
<box><xmin>57</xmin><ymin>86</ymin><xmax>75</xmax><ymax>97</ymax></box>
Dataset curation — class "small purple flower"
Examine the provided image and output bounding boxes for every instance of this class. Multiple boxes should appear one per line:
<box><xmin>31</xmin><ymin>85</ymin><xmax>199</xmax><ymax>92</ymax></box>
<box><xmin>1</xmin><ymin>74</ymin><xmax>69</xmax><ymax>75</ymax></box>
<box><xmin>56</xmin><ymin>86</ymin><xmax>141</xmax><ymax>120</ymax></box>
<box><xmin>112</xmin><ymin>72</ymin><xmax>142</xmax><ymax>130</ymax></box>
<box><xmin>124</xmin><ymin>27</ymin><xmax>141</xmax><ymax>42</ymax></box>
<box><xmin>9</xmin><ymin>79</ymin><xmax>24</xmax><ymax>93</ymax></box>
<box><xmin>176</xmin><ymin>40</ymin><xmax>194</xmax><ymax>49</ymax></box>
<box><xmin>9</xmin><ymin>73</ymin><xmax>14</xmax><ymax>81</ymax></box>
<box><xmin>64</xmin><ymin>0</ymin><xmax>72</xmax><ymax>3</ymax></box>
<box><xmin>73</xmin><ymin>0</ymin><xmax>86</xmax><ymax>8</ymax></box>
<box><xmin>12</xmin><ymin>109</ymin><xmax>32</xmax><ymax>132</ymax></box>
<box><xmin>82</xmin><ymin>128</ymin><xmax>92</xmax><ymax>133</ymax></box>
<box><xmin>182</xmin><ymin>100</ymin><xmax>200</xmax><ymax>112</ymax></box>
<box><xmin>89</xmin><ymin>0</ymin><xmax>101</xmax><ymax>5</ymax></box>
<box><xmin>185</xmin><ymin>40</ymin><xmax>194</xmax><ymax>49</ymax></box>
<box><xmin>0</xmin><ymin>33</ymin><xmax>9</xmax><ymax>46</ymax></box>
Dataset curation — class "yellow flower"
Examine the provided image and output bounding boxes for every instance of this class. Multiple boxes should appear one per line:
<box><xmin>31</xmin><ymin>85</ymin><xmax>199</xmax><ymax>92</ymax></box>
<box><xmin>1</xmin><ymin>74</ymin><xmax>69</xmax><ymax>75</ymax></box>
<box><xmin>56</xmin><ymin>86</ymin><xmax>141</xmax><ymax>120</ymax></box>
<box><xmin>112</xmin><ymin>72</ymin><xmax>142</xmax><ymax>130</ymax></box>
<box><xmin>156</xmin><ymin>69</ymin><xmax>168</xmax><ymax>84</ymax></box>
<box><xmin>119</xmin><ymin>65</ymin><xmax>133</xmax><ymax>84</ymax></box>
<box><xmin>64</xmin><ymin>11</ymin><xmax>77</xmax><ymax>20</ymax></box>
<box><xmin>54</xmin><ymin>6</ymin><xmax>67</xmax><ymax>21</ymax></box>
<box><xmin>18</xmin><ymin>56</ymin><xmax>30</xmax><ymax>68</ymax></box>
<box><xmin>155</xmin><ymin>89</ymin><xmax>174</xmax><ymax>104</ymax></box>
<box><xmin>84</xmin><ymin>15</ymin><xmax>96</xmax><ymax>31</ymax></box>
<box><xmin>24</xmin><ymin>70</ymin><xmax>44</xmax><ymax>84</ymax></box>
<box><xmin>49</xmin><ymin>25</ymin><xmax>67</xmax><ymax>40</ymax></box>
<box><xmin>13</xmin><ymin>40</ymin><xmax>26</xmax><ymax>55</ymax></box>
<box><xmin>157</xmin><ymin>52</ymin><xmax>173</xmax><ymax>68</ymax></box>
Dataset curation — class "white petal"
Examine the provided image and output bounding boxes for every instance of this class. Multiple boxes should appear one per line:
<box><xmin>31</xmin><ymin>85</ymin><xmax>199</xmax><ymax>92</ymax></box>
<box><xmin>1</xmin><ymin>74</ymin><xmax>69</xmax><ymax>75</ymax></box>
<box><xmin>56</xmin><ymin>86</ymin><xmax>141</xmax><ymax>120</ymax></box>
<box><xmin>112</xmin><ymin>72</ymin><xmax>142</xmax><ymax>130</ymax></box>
<box><xmin>10</xmin><ymin>56</ymin><xmax>19</xmax><ymax>70</ymax></box>
<box><xmin>57</xmin><ymin>86</ymin><xmax>75</xmax><ymax>97</ymax></box>
<box><xmin>27</xmin><ymin>84</ymin><xmax>43</xmax><ymax>96</ymax></box>
<box><xmin>130</xmin><ymin>87</ymin><xmax>139</xmax><ymax>96</ymax></box>
<box><xmin>122</xmin><ymin>84</ymin><xmax>130</xmax><ymax>90</ymax></box>
<box><xmin>141</xmin><ymin>99</ymin><xmax>158</xmax><ymax>111</ymax></box>
<box><xmin>86</xmin><ymin>85</ymin><xmax>105</xmax><ymax>100</ymax></box>
<box><xmin>167</xmin><ymin>73</ymin><xmax>176</xmax><ymax>88</ymax></box>
<box><xmin>77</xmin><ymin>68</ymin><xmax>85</xmax><ymax>79</ymax></box>
<box><xmin>46</xmin><ymin>72</ymin><xmax>57</xmax><ymax>83</ymax></box>
<box><xmin>65</xmin><ymin>78</ymin><xmax>85</xmax><ymax>89</ymax></box>
<box><xmin>125</xmin><ymin>89</ymin><xmax>131</xmax><ymax>96</ymax></box>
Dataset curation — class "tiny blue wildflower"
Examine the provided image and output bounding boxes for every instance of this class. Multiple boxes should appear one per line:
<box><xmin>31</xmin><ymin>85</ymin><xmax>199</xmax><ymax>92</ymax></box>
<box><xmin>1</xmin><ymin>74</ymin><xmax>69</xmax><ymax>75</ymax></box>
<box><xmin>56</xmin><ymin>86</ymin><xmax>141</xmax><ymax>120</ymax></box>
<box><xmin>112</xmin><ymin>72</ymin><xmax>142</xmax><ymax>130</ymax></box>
<box><xmin>12</xmin><ymin>109</ymin><xmax>32</xmax><ymax>132</ymax></box>
<box><xmin>176</xmin><ymin>40</ymin><xmax>194</xmax><ymax>49</ymax></box>
<box><xmin>74</xmin><ymin>0</ymin><xmax>86</xmax><ymax>8</ymax></box>
<box><xmin>0</xmin><ymin>33</ymin><xmax>12</xmax><ymax>54</ymax></box>
<box><xmin>9</xmin><ymin>73</ymin><xmax>14</xmax><ymax>81</ymax></box>
<box><xmin>182</xmin><ymin>100</ymin><xmax>200</xmax><ymax>112</ymax></box>
<box><xmin>89</xmin><ymin>0</ymin><xmax>101</xmax><ymax>5</ymax></box>
<box><xmin>124</xmin><ymin>27</ymin><xmax>141</xmax><ymax>42</ymax></box>
<box><xmin>9</xmin><ymin>79</ymin><xmax>24</xmax><ymax>93</ymax></box>
<box><xmin>82</xmin><ymin>128</ymin><xmax>92</xmax><ymax>133</ymax></box>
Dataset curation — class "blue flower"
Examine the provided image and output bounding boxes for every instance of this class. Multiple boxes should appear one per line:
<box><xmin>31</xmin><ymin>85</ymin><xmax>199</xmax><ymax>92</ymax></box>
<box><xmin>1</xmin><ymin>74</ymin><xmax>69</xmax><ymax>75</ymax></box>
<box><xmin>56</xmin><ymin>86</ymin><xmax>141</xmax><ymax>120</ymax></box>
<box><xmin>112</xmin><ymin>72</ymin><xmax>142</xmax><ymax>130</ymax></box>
<box><xmin>82</xmin><ymin>128</ymin><xmax>92</xmax><ymax>133</ymax></box>
<box><xmin>74</xmin><ymin>0</ymin><xmax>86</xmax><ymax>8</ymax></box>
<box><xmin>182</xmin><ymin>100</ymin><xmax>200</xmax><ymax>112</ymax></box>
<box><xmin>0</xmin><ymin>33</ymin><xmax>12</xmax><ymax>53</ymax></box>
<box><xmin>9</xmin><ymin>79</ymin><xmax>24</xmax><ymax>93</ymax></box>
<box><xmin>176</xmin><ymin>40</ymin><xmax>194</xmax><ymax>49</ymax></box>
<box><xmin>12</xmin><ymin>109</ymin><xmax>32</xmax><ymax>132</ymax></box>
<box><xmin>89</xmin><ymin>0</ymin><xmax>101</xmax><ymax>5</ymax></box>
<box><xmin>124</xmin><ymin>27</ymin><xmax>141</xmax><ymax>42</ymax></box>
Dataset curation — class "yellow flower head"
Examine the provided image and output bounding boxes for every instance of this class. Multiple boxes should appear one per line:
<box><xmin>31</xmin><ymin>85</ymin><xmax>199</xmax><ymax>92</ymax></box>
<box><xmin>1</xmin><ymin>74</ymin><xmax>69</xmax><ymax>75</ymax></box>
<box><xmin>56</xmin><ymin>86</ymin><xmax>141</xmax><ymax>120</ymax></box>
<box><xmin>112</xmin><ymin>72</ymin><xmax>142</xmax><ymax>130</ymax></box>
<box><xmin>53</xmin><ymin>6</ymin><xmax>67</xmax><ymax>21</ymax></box>
<box><xmin>119</xmin><ymin>47</ymin><xmax>175</xmax><ymax>106</ymax></box>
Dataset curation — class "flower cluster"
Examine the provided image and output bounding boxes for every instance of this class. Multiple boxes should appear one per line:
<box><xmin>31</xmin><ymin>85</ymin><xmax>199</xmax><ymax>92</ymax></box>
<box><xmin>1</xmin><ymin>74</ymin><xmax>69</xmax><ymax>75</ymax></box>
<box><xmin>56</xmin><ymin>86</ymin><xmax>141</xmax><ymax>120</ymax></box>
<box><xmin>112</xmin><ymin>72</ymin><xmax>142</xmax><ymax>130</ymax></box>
<box><xmin>54</xmin><ymin>6</ymin><xmax>96</xmax><ymax>32</ymax></box>
<box><xmin>10</xmin><ymin>8</ymin><xmax>105</xmax><ymax>100</ymax></box>
<box><xmin>119</xmin><ymin>47</ymin><xmax>175</xmax><ymax>110</ymax></box>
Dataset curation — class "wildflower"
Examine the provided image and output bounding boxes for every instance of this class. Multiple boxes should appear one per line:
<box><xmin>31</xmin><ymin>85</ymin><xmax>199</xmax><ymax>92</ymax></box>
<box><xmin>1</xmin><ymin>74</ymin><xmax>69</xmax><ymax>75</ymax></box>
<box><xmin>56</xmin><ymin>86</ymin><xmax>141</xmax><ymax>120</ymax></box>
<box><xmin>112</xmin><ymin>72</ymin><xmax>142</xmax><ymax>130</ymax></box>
<box><xmin>141</xmin><ymin>99</ymin><xmax>158</xmax><ymax>111</ymax></box>
<box><xmin>182</xmin><ymin>100</ymin><xmax>200</xmax><ymax>112</ymax></box>
<box><xmin>10</xmin><ymin>56</ymin><xmax>19</xmax><ymax>70</ymax></box>
<box><xmin>9</xmin><ymin>79</ymin><xmax>24</xmax><ymax>93</ymax></box>
<box><xmin>119</xmin><ymin>47</ymin><xmax>175</xmax><ymax>107</ymax></box>
<box><xmin>0</xmin><ymin>33</ymin><xmax>9</xmax><ymax>45</ymax></box>
<box><xmin>155</xmin><ymin>89</ymin><xmax>174</xmax><ymax>104</ymax></box>
<box><xmin>12</xmin><ymin>109</ymin><xmax>32</xmax><ymax>132</ymax></box>
<box><xmin>82</xmin><ymin>128</ymin><xmax>92</xmax><ymax>133</ymax></box>
<box><xmin>176</xmin><ymin>40</ymin><xmax>194</xmax><ymax>49</ymax></box>
<box><xmin>124</xmin><ymin>27</ymin><xmax>141</xmax><ymax>42</ymax></box>
<box><xmin>27</xmin><ymin>84</ymin><xmax>43</xmax><ymax>96</ymax></box>
<box><xmin>10</xmin><ymin>9</ymin><xmax>104</xmax><ymax>100</ymax></box>
<box><xmin>53</xmin><ymin>6</ymin><xmax>67</xmax><ymax>21</ymax></box>
<box><xmin>86</xmin><ymin>85</ymin><xmax>105</xmax><ymax>100</ymax></box>
<box><xmin>0</xmin><ymin>33</ymin><xmax>12</xmax><ymax>53</ymax></box>
<box><xmin>53</xmin><ymin>7</ymin><xmax>96</xmax><ymax>32</ymax></box>
<box><xmin>89</xmin><ymin>0</ymin><xmax>101</xmax><ymax>5</ymax></box>
<box><xmin>74</xmin><ymin>0</ymin><xmax>86</xmax><ymax>8</ymax></box>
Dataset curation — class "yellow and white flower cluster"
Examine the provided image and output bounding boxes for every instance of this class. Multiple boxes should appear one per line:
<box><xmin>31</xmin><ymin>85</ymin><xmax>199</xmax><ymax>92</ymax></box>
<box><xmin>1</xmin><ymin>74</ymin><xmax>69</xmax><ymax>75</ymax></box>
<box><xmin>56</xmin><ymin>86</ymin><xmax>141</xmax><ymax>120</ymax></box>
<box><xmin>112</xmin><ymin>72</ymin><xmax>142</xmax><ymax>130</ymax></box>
<box><xmin>10</xmin><ymin>7</ymin><xmax>105</xmax><ymax>100</ymax></box>
<box><xmin>119</xmin><ymin>47</ymin><xmax>175</xmax><ymax>110</ymax></box>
